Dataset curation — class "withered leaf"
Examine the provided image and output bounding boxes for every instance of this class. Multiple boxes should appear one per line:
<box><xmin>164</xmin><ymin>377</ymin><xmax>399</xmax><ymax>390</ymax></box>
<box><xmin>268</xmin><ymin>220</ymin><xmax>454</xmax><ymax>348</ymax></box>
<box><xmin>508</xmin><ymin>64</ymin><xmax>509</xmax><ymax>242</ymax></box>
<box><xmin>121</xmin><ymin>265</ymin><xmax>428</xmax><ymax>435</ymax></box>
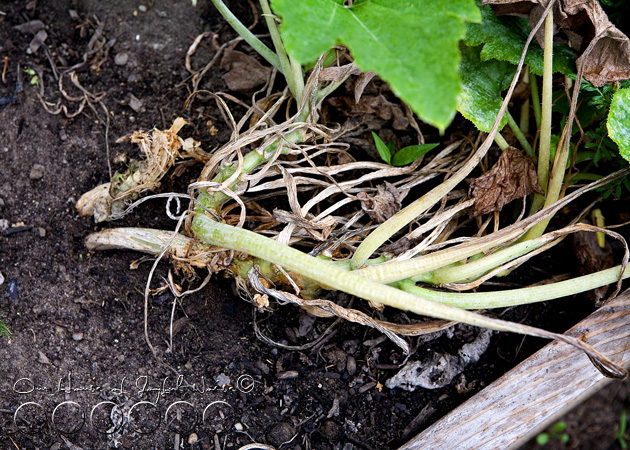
<box><xmin>319</xmin><ymin>63</ymin><xmax>362</xmax><ymax>82</ymax></box>
<box><xmin>469</xmin><ymin>146</ymin><xmax>543</xmax><ymax>216</ymax></box>
<box><xmin>327</xmin><ymin>94</ymin><xmax>409</xmax><ymax>130</ymax></box>
<box><xmin>484</xmin><ymin>0</ymin><xmax>630</xmax><ymax>86</ymax></box>
<box><xmin>357</xmin><ymin>182</ymin><xmax>403</xmax><ymax>223</ymax></box>
<box><xmin>571</xmin><ymin>226</ymin><xmax>614</xmax><ymax>303</ymax></box>
<box><xmin>220</xmin><ymin>49</ymin><xmax>271</xmax><ymax>93</ymax></box>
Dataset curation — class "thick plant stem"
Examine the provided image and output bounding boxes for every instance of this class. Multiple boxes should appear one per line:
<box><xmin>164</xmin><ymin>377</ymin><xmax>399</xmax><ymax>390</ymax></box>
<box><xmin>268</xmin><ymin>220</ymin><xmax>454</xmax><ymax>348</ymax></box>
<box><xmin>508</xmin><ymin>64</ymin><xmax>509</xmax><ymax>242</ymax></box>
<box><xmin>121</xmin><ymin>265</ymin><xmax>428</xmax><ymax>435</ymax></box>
<box><xmin>529</xmin><ymin>9</ymin><xmax>555</xmax><ymax>217</ymax></box>
<box><xmin>210</xmin><ymin>0</ymin><xmax>281</xmax><ymax>72</ymax></box>
<box><xmin>259</xmin><ymin>0</ymin><xmax>304</xmax><ymax>103</ymax></box>
<box><xmin>507</xmin><ymin>111</ymin><xmax>534</xmax><ymax>156</ymax></box>
<box><xmin>395</xmin><ymin>262</ymin><xmax>630</xmax><ymax>309</ymax></box>
<box><xmin>430</xmin><ymin>238</ymin><xmax>549</xmax><ymax>285</ymax></box>
<box><xmin>189</xmin><ymin>215</ymin><xmax>625</xmax><ymax>378</ymax></box>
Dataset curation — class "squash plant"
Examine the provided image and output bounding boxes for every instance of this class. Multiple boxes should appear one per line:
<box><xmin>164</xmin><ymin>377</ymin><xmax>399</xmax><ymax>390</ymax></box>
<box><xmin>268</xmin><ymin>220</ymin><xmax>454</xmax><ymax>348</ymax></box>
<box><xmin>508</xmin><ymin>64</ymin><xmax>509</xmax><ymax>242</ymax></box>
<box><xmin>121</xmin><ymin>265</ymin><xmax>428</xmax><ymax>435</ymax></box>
<box><xmin>79</xmin><ymin>0</ymin><xmax>630</xmax><ymax>378</ymax></box>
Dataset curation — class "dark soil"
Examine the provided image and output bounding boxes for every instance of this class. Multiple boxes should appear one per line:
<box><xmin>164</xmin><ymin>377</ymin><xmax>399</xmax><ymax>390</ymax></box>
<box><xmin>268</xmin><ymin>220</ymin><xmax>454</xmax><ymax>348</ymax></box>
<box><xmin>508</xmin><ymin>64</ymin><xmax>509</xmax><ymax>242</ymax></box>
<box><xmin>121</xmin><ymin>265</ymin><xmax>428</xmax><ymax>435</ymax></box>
<box><xmin>0</xmin><ymin>1</ymin><xmax>628</xmax><ymax>449</ymax></box>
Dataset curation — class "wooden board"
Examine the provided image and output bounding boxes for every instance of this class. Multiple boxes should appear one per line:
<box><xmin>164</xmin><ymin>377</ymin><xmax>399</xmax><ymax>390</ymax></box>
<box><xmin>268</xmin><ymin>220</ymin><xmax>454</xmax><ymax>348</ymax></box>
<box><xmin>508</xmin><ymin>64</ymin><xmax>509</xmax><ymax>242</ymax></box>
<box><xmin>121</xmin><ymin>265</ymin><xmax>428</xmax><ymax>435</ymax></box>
<box><xmin>400</xmin><ymin>291</ymin><xmax>630</xmax><ymax>450</ymax></box>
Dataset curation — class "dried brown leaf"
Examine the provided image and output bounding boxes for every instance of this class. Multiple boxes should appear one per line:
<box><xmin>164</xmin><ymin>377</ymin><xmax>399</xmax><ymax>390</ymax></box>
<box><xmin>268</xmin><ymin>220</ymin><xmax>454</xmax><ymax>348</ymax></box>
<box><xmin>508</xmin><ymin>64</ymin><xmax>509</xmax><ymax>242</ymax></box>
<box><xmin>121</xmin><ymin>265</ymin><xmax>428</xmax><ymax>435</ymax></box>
<box><xmin>319</xmin><ymin>63</ymin><xmax>361</xmax><ymax>82</ymax></box>
<box><xmin>220</xmin><ymin>49</ymin><xmax>270</xmax><ymax>93</ymax></box>
<box><xmin>571</xmin><ymin>225</ymin><xmax>614</xmax><ymax>302</ymax></box>
<box><xmin>328</xmin><ymin>94</ymin><xmax>409</xmax><ymax>130</ymax></box>
<box><xmin>357</xmin><ymin>182</ymin><xmax>403</xmax><ymax>223</ymax></box>
<box><xmin>484</xmin><ymin>0</ymin><xmax>630</xmax><ymax>86</ymax></box>
<box><xmin>469</xmin><ymin>146</ymin><xmax>543</xmax><ymax>216</ymax></box>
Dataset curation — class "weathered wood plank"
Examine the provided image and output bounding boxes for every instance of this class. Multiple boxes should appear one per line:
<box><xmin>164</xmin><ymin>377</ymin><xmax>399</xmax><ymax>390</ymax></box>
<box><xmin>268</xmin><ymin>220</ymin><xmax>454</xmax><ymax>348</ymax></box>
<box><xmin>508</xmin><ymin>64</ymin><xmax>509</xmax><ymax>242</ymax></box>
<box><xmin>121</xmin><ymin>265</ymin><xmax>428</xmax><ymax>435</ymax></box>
<box><xmin>400</xmin><ymin>292</ymin><xmax>630</xmax><ymax>450</ymax></box>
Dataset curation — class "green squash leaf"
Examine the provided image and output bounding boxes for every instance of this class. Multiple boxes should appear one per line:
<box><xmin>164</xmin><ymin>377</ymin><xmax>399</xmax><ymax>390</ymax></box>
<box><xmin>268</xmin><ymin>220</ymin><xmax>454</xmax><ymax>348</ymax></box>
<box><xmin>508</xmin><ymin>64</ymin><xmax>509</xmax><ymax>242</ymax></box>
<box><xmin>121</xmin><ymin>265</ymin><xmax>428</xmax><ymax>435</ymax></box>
<box><xmin>271</xmin><ymin>0</ymin><xmax>481</xmax><ymax>131</ymax></box>
<box><xmin>465</xmin><ymin>4</ymin><xmax>575</xmax><ymax>76</ymax></box>
<box><xmin>392</xmin><ymin>143</ymin><xmax>439</xmax><ymax>166</ymax></box>
<box><xmin>372</xmin><ymin>132</ymin><xmax>392</xmax><ymax>164</ymax></box>
<box><xmin>458</xmin><ymin>44</ymin><xmax>515</xmax><ymax>132</ymax></box>
<box><xmin>607</xmin><ymin>88</ymin><xmax>630</xmax><ymax>161</ymax></box>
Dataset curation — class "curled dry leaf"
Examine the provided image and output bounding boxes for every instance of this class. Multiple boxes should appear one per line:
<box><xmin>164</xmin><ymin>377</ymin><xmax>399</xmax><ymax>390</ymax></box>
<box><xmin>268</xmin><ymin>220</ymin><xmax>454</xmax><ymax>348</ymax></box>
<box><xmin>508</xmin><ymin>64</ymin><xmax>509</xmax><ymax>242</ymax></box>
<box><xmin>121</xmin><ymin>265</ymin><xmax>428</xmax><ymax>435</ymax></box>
<box><xmin>220</xmin><ymin>49</ymin><xmax>271</xmax><ymax>93</ymax></box>
<box><xmin>357</xmin><ymin>182</ymin><xmax>403</xmax><ymax>224</ymax></box>
<box><xmin>327</xmin><ymin>94</ymin><xmax>410</xmax><ymax>130</ymax></box>
<box><xmin>484</xmin><ymin>0</ymin><xmax>630</xmax><ymax>86</ymax></box>
<box><xmin>571</xmin><ymin>226</ymin><xmax>614</xmax><ymax>303</ymax></box>
<box><xmin>469</xmin><ymin>146</ymin><xmax>543</xmax><ymax>216</ymax></box>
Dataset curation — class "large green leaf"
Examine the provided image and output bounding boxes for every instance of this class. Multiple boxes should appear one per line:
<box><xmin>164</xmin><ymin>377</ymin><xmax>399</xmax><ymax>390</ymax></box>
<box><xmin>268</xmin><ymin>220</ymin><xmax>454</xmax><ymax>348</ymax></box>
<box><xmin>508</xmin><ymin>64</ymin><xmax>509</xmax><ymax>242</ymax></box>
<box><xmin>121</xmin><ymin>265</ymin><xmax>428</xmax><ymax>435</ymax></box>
<box><xmin>458</xmin><ymin>44</ymin><xmax>515</xmax><ymax>132</ymax></box>
<box><xmin>465</xmin><ymin>4</ymin><xmax>575</xmax><ymax>76</ymax></box>
<box><xmin>271</xmin><ymin>0</ymin><xmax>481</xmax><ymax>132</ymax></box>
<box><xmin>607</xmin><ymin>88</ymin><xmax>630</xmax><ymax>161</ymax></box>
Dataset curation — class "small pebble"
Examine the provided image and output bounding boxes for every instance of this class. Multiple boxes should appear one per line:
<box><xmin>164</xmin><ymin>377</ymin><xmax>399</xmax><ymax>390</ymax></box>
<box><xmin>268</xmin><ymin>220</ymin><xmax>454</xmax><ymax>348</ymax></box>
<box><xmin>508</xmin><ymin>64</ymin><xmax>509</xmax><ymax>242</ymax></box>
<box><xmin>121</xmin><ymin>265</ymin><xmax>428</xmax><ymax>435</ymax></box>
<box><xmin>277</xmin><ymin>370</ymin><xmax>299</xmax><ymax>380</ymax></box>
<box><xmin>29</xmin><ymin>164</ymin><xmax>45</xmax><ymax>180</ymax></box>
<box><xmin>59</xmin><ymin>129</ymin><xmax>67</xmax><ymax>141</ymax></box>
<box><xmin>72</xmin><ymin>332</ymin><xmax>84</xmax><ymax>341</ymax></box>
<box><xmin>346</xmin><ymin>356</ymin><xmax>357</xmax><ymax>376</ymax></box>
<box><xmin>234</xmin><ymin>422</ymin><xmax>244</xmax><ymax>431</ymax></box>
<box><xmin>37</xmin><ymin>227</ymin><xmax>46</xmax><ymax>237</ymax></box>
<box><xmin>55</xmin><ymin>325</ymin><xmax>67</xmax><ymax>338</ymax></box>
<box><xmin>7</xmin><ymin>278</ymin><xmax>18</xmax><ymax>301</ymax></box>
<box><xmin>114</xmin><ymin>52</ymin><xmax>129</xmax><ymax>66</ymax></box>
<box><xmin>138</xmin><ymin>4</ymin><xmax>147</xmax><ymax>12</ymax></box>
<box><xmin>187</xmin><ymin>433</ymin><xmax>198</xmax><ymax>444</ymax></box>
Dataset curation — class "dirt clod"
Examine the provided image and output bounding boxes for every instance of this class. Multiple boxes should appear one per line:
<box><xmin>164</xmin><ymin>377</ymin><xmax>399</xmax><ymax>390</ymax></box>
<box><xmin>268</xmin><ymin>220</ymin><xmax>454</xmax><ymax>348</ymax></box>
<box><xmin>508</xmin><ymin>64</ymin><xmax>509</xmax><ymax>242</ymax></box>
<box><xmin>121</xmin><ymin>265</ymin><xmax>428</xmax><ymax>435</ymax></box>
<box><xmin>29</xmin><ymin>163</ymin><xmax>45</xmax><ymax>180</ymax></box>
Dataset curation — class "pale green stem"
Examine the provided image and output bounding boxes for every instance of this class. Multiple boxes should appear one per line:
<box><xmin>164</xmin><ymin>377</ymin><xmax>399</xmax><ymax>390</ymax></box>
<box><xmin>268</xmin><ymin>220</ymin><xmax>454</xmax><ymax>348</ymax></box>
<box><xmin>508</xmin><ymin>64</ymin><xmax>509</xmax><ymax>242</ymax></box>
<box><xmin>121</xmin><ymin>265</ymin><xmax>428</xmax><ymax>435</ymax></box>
<box><xmin>396</xmin><ymin>264</ymin><xmax>630</xmax><ymax>309</ymax></box>
<box><xmin>430</xmin><ymin>238</ymin><xmax>548</xmax><ymax>285</ymax></box>
<box><xmin>520</xmin><ymin>98</ymin><xmax>530</xmax><ymax>134</ymax></box>
<box><xmin>190</xmin><ymin>215</ymin><xmax>625</xmax><ymax>378</ymax></box>
<box><xmin>259</xmin><ymin>0</ymin><xmax>304</xmax><ymax>103</ymax></box>
<box><xmin>528</xmin><ymin>8</ymin><xmax>555</xmax><ymax>220</ymax></box>
<box><xmin>494</xmin><ymin>133</ymin><xmax>510</xmax><ymax>151</ymax></box>
<box><xmin>209</xmin><ymin>0</ymin><xmax>281</xmax><ymax>72</ymax></box>
<box><xmin>507</xmin><ymin>111</ymin><xmax>534</xmax><ymax>157</ymax></box>
<box><xmin>530</xmin><ymin>70</ymin><xmax>542</xmax><ymax>129</ymax></box>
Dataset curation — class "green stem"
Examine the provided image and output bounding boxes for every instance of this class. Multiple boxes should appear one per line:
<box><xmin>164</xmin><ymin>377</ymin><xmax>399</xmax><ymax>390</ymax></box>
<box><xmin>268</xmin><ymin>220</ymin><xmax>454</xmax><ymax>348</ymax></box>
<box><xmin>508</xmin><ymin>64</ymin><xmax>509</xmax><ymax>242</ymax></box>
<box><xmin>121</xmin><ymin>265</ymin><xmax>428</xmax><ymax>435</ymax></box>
<box><xmin>189</xmin><ymin>215</ymin><xmax>625</xmax><ymax>378</ymax></box>
<box><xmin>396</xmin><ymin>264</ymin><xmax>630</xmax><ymax>309</ymax></box>
<box><xmin>507</xmin><ymin>111</ymin><xmax>534</xmax><ymax>157</ymax></box>
<box><xmin>494</xmin><ymin>133</ymin><xmax>510</xmax><ymax>151</ymax></box>
<box><xmin>430</xmin><ymin>237</ymin><xmax>548</xmax><ymax>285</ymax></box>
<box><xmin>528</xmin><ymin>9</ymin><xmax>555</xmax><ymax>219</ymax></box>
<box><xmin>259</xmin><ymin>0</ymin><xmax>304</xmax><ymax>103</ymax></box>
<box><xmin>530</xmin><ymin>69</ymin><xmax>542</xmax><ymax>129</ymax></box>
<box><xmin>209</xmin><ymin>0</ymin><xmax>282</xmax><ymax>72</ymax></box>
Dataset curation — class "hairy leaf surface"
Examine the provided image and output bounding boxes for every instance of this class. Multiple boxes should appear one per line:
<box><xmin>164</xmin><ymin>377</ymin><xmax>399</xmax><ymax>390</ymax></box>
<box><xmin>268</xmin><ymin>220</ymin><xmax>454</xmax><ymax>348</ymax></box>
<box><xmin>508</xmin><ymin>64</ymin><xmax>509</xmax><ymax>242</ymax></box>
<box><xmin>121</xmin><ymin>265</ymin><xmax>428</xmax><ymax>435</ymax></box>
<box><xmin>458</xmin><ymin>44</ymin><xmax>515</xmax><ymax>132</ymax></box>
<box><xmin>608</xmin><ymin>88</ymin><xmax>630</xmax><ymax>161</ymax></box>
<box><xmin>465</xmin><ymin>4</ymin><xmax>575</xmax><ymax>76</ymax></box>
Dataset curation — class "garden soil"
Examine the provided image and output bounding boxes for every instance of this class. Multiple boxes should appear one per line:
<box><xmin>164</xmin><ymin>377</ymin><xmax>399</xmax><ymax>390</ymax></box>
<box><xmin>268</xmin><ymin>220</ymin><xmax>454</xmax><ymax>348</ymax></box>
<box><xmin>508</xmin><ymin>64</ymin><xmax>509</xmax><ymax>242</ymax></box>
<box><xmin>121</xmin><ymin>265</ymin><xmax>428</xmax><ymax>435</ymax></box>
<box><xmin>0</xmin><ymin>1</ymin><xmax>628</xmax><ymax>449</ymax></box>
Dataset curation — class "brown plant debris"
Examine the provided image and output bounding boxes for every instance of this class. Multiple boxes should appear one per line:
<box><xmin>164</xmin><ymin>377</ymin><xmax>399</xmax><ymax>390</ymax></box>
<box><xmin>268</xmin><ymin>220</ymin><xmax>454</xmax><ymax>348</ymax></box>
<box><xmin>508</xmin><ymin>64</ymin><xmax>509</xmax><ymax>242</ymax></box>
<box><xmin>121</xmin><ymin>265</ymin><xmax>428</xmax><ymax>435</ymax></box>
<box><xmin>357</xmin><ymin>182</ymin><xmax>403</xmax><ymax>224</ymax></box>
<box><xmin>76</xmin><ymin>118</ymin><xmax>188</xmax><ymax>222</ymax></box>
<box><xmin>484</xmin><ymin>0</ymin><xmax>630</xmax><ymax>86</ymax></box>
<box><xmin>220</xmin><ymin>49</ymin><xmax>271</xmax><ymax>93</ymax></box>
<box><xmin>469</xmin><ymin>146</ymin><xmax>543</xmax><ymax>216</ymax></box>
<box><xmin>571</xmin><ymin>225</ymin><xmax>614</xmax><ymax>303</ymax></box>
<box><xmin>327</xmin><ymin>94</ymin><xmax>410</xmax><ymax>130</ymax></box>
